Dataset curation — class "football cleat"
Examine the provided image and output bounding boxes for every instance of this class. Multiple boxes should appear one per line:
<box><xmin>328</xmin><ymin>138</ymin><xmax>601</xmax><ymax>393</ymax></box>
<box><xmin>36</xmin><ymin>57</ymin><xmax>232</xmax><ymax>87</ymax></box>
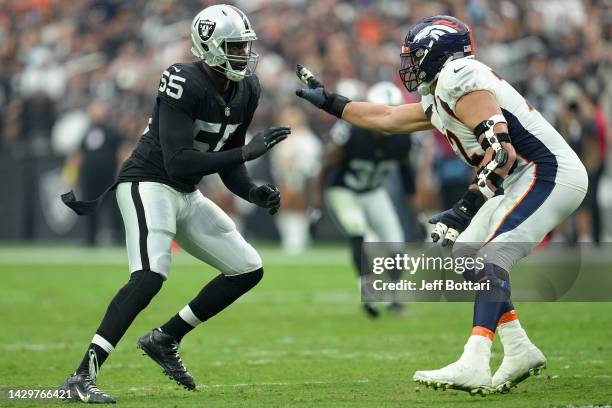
<box><xmin>58</xmin><ymin>373</ymin><xmax>116</xmax><ymax>404</ymax></box>
<box><xmin>362</xmin><ymin>302</ymin><xmax>380</xmax><ymax>319</ymax></box>
<box><xmin>137</xmin><ymin>328</ymin><xmax>196</xmax><ymax>390</ymax></box>
<box><xmin>492</xmin><ymin>344</ymin><xmax>547</xmax><ymax>393</ymax></box>
<box><xmin>414</xmin><ymin>359</ymin><xmax>493</xmax><ymax>396</ymax></box>
<box><xmin>414</xmin><ymin>337</ymin><xmax>493</xmax><ymax>396</ymax></box>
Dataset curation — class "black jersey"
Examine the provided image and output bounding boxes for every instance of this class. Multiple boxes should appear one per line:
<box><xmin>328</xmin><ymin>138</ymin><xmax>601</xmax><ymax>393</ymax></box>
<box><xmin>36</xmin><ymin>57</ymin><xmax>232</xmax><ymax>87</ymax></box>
<box><xmin>328</xmin><ymin>121</ymin><xmax>414</xmax><ymax>194</ymax></box>
<box><xmin>118</xmin><ymin>61</ymin><xmax>260</xmax><ymax>192</ymax></box>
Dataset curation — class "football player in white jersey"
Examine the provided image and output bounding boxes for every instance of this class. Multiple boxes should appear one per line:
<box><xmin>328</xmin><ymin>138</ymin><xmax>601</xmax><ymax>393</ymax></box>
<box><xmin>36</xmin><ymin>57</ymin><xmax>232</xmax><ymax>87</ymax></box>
<box><xmin>296</xmin><ymin>15</ymin><xmax>587</xmax><ymax>395</ymax></box>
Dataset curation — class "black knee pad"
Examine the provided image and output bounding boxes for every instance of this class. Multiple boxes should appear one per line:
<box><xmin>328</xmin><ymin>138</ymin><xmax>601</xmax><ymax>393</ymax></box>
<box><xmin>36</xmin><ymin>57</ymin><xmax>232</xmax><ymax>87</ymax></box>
<box><xmin>476</xmin><ymin>264</ymin><xmax>510</xmax><ymax>287</ymax></box>
<box><xmin>475</xmin><ymin>264</ymin><xmax>511</xmax><ymax>299</ymax></box>
<box><xmin>228</xmin><ymin>267</ymin><xmax>264</xmax><ymax>290</ymax></box>
<box><xmin>115</xmin><ymin>270</ymin><xmax>164</xmax><ymax>310</ymax></box>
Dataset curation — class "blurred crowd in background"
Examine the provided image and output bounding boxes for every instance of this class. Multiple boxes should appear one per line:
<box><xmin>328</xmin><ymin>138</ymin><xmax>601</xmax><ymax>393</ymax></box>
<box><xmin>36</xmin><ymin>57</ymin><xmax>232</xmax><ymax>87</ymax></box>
<box><xmin>0</xmin><ymin>0</ymin><xmax>610</xmax><ymax>249</ymax></box>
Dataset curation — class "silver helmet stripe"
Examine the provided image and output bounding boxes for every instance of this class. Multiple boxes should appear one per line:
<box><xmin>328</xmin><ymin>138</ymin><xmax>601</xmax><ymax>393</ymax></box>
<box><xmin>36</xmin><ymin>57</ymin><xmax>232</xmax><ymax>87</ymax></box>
<box><xmin>228</xmin><ymin>5</ymin><xmax>250</xmax><ymax>30</ymax></box>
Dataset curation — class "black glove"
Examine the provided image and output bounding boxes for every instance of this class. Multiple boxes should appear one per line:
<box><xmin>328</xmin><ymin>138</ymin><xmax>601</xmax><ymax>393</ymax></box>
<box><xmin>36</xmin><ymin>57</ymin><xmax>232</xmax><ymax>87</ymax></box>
<box><xmin>295</xmin><ymin>64</ymin><xmax>350</xmax><ymax>118</ymax></box>
<box><xmin>249</xmin><ymin>184</ymin><xmax>281</xmax><ymax>215</ymax></box>
<box><xmin>429</xmin><ymin>190</ymin><xmax>485</xmax><ymax>246</ymax></box>
<box><xmin>242</xmin><ymin>127</ymin><xmax>291</xmax><ymax>161</ymax></box>
<box><xmin>428</xmin><ymin>207</ymin><xmax>472</xmax><ymax>247</ymax></box>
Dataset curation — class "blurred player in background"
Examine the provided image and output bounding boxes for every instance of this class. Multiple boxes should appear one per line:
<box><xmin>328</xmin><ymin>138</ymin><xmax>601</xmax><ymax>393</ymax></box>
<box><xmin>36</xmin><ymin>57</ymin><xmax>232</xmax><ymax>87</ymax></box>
<box><xmin>297</xmin><ymin>15</ymin><xmax>587</xmax><ymax>395</ymax></box>
<box><xmin>311</xmin><ymin>82</ymin><xmax>415</xmax><ymax>318</ymax></box>
<box><xmin>270</xmin><ymin>107</ymin><xmax>322</xmax><ymax>254</ymax></box>
<box><xmin>59</xmin><ymin>5</ymin><xmax>290</xmax><ymax>403</ymax></box>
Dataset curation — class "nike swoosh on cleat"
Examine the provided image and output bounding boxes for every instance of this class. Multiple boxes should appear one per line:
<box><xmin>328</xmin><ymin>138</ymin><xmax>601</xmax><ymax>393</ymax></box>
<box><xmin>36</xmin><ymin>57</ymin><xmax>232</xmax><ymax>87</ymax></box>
<box><xmin>453</xmin><ymin>66</ymin><xmax>466</xmax><ymax>73</ymax></box>
<box><xmin>76</xmin><ymin>388</ymin><xmax>90</xmax><ymax>403</ymax></box>
<box><xmin>173</xmin><ymin>67</ymin><xmax>181</xmax><ymax>72</ymax></box>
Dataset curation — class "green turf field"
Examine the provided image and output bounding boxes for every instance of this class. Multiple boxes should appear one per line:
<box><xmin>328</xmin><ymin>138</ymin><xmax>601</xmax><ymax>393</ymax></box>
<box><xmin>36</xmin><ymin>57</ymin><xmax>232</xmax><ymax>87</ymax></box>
<box><xmin>1</xmin><ymin>246</ymin><xmax>611</xmax><ymax>407</ymax></box>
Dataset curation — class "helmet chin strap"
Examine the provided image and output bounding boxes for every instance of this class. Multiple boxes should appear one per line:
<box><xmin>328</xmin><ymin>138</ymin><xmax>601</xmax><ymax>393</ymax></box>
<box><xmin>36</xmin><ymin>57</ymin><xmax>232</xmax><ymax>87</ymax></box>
<box><xmin>417</xmin><ymin>83</ymin><xmax>432</xmax><ymax>96</ymax></box>
<box><xmin>208</xmin><ymin>61</ymin><xmax>246</xmax><ymax>82</ymax></box>
<box><xmin>418</xmin><ymin>74</ymin><xmax>439</xmax><ymax>96</ymax></box>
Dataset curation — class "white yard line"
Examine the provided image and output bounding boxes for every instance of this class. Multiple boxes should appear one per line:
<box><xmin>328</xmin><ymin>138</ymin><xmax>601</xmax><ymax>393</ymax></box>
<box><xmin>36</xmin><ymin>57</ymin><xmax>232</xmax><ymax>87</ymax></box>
<box><xmin>0</xmin><ymin>343</ymin><xmax>76</xmax><ymax>351</ymax></box>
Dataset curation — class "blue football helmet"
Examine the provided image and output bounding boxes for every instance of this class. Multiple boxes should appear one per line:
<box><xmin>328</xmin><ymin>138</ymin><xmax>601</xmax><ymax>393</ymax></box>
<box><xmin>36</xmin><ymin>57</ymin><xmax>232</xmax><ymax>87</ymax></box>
<box><xmin>399</xmin><ymin>15</ymin><xmax>474</xmax><ymax>95</ymax></box>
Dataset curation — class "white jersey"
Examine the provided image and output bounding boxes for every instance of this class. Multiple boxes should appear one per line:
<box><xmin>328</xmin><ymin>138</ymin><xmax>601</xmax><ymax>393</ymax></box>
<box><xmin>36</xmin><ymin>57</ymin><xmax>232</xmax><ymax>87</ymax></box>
<box><xmin>421</xmin><ymin>57</ymin><xmax>587</xmax><ymax>193</ymax></box>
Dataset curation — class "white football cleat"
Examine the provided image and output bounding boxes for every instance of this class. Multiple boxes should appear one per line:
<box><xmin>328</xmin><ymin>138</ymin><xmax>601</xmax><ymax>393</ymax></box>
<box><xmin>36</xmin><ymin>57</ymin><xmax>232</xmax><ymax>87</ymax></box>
<box><xmin>492</xmin><ymin>343</ymin><xmax>546</xmax><ymax>393</ymax></box>
<box><xmin>493</xmin><ymin>318</ymin><xmax>547</xmax><ymax>393</ymax></box>
<box><xmin>414</xmin><ymin>336</ymin><xmax>494</xmax><ymax>396</ymax></box>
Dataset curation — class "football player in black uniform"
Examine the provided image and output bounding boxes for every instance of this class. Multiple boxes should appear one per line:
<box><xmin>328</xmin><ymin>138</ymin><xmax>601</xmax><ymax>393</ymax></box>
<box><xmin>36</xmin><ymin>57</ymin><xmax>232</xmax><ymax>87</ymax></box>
<box><xmin>311</xmin><ymin>82</ymin><xmax>414</xmax><ymax>318</ymax></box>
<box><xmin>59</xmin><ymin>5</ymin><xmax>290</xmax><ymax>403</ymax></box>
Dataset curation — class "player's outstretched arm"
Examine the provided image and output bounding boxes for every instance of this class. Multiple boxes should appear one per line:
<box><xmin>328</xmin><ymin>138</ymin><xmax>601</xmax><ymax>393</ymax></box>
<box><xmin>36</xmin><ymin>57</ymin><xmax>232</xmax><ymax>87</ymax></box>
<box><xmin>295</xmin><ymin>64</ymin><xmax>433</xmax><ymax>134</ymax></box>
<box><xmin>218</xmin><ymin>122</ymin><xmax>284</xmax><ymax>215</ymax></box>
<box><xmin>159</xmin><ymin>102</ymin><xmax>290</xmax><ymax>180</ymax></box>
<box><xmin>343</xmin><ymin>101</ymin><xmax>433</xmax><ymax>134</ymax></box>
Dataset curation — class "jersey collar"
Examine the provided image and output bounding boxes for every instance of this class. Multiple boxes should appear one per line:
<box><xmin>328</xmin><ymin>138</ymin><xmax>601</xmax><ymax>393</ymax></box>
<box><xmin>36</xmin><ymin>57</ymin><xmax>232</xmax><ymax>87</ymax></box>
<box><xmin>196</xmin><ymin>62</ymin><xmax>246</xmax><ymax>109</ymax></box>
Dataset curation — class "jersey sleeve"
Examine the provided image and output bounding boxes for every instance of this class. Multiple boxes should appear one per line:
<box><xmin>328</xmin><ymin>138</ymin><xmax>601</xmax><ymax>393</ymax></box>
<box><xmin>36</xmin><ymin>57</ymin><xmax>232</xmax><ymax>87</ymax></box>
<box><xmin>157</xmin><ymin>64</ymin><xmax>199</xmax><ymax>116</ymax></box>
<box><xmin>329</xmin><ymin>120</ymin><xmax>352</xmax><ymax>146</ymax></box>
<box><xmin>436</xmin><ymin>59</ymin><xmax>499</xmax><ymax>112</ymax></box>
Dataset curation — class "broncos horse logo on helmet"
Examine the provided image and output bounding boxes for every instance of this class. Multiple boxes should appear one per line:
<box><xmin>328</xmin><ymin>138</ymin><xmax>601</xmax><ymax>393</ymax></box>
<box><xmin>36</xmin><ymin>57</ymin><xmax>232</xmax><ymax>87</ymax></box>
<box><xmin>399</xmin><ymin>15</ymin><xmax>475</xmax><ymax>95</ymax></box>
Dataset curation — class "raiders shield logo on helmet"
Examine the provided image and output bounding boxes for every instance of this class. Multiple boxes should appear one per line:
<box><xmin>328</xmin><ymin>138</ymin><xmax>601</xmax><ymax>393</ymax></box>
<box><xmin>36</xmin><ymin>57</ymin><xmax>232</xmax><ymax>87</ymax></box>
<box><xmin>198</xmin><ymin>20</ymin><xmax>216</xmax><ymax>41</ymax></box>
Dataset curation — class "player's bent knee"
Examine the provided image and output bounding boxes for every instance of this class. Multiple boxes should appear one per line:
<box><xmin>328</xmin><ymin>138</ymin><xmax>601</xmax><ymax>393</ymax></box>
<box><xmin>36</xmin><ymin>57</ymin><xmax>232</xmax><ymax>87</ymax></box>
<box><xmin>125</xmin><ymin>270</ymin><xmax>164</xmax><ymax>309</ymax></box>
<box><xmin>452</xmin><ymin>241</ymin><xmax>481</xmax><ymax>260</ymax></box>
<box><xmin>246</xmin><ymin>243</ymin><xmax>263</xmax><ymax>269</ymax></box>
<box><xmin>228</xmin><ymin>242</ymin><xmax>262</xmax><ymax>276</ymax></box>
<box><xmin>228</xmin><ymin>267</ymin><xmax>264</xmax><ymax>289</ymax></box>
<box><xmin>475</xmin><ymin>263</ymin><xmax>511</xmax><ymax>299</ymax></box>
<box><xmin>146</xmin><ymin>230</ymin><xmax>174</xmax><ymax>278</ymax></box>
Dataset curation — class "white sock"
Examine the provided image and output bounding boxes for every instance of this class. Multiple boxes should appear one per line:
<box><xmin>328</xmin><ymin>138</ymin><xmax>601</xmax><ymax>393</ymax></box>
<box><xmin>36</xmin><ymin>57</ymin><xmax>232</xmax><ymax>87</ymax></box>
<box><xmin>91</xmin><ymin>334</ymin><xmax>114</xmax><ymax>354</ymax></box>
<box><xmin>178</xmin><ymin>305</ymin><xmax>202</xmax><ymax>328</ymax></box>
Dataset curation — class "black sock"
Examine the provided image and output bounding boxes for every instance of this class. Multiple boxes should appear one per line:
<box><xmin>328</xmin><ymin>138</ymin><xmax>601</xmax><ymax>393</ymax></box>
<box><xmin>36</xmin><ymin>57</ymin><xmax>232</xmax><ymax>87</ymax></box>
<box><xmin>349</xmin><ymin>236</ymin><xmax>365</xmax><ymax>277</ymax></box>
<box><xmin>159</xmin><ymin>315</ymin><xmax>193</xmax><ymax>342</ymax></box>
<box><xmin>75</xmin><ymin>270</ymin><xmax>163</xmax><ymax>374</ymax></box>
<box><xmin>161</xmin><ymin>268</ymin><xmax>263</xmax><ymax>342</ymax></box>
<box><xmin>76</xmin><ymin>344</ymin><xmax>108</xmax><ymax>376</ymax></box>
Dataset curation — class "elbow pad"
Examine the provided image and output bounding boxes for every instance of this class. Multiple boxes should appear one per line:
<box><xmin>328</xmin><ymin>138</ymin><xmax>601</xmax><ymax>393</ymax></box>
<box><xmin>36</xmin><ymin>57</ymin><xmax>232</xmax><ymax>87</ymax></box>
<box><xmin>473</xmin><ymin>114</ymin><xmax>510</xmax><ymax>199</ymax></box>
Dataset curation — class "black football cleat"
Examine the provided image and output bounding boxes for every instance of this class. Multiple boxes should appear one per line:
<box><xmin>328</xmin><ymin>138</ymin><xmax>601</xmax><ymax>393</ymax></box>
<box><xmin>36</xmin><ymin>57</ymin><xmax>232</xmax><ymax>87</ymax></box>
<box><xmin>58</xmin><ymin>373</ymin><xmax>116</xmax><ymax>404</ymax></box>
<box><xmin>362</xmin><ymin>302</ymin><xmax>380</xmax><ymax>319</ymax></box>
<box><xmin>137</xmin><ymin>328</ymin><xmax>196</xmax><ymax>390</ymax></box>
